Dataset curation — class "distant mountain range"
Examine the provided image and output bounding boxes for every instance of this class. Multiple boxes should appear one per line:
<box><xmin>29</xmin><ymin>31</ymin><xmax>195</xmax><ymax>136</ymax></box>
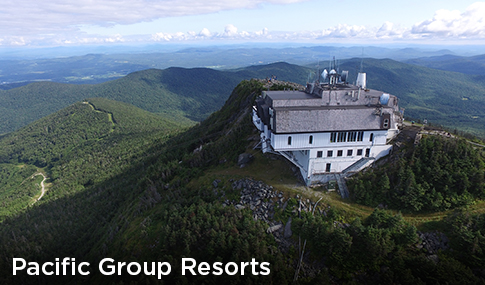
<box><xmin>2</xmin><ymin>58</ymin><xmax>485</xmax><ymax>137</ymax></box>
<box><xmin>0</xmin><ymin>45</ymin><xmax>475</xmax><ymax>87</ymax></box>
<box><xmin>405</xmin><ymin>54</ymin><xmax>485</xmax><ymax>75</ymax></box>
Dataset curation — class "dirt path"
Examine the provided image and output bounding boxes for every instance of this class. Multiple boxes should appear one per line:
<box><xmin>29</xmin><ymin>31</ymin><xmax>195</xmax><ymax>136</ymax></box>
<box><xmin>30</xmin><ymin>173</ymin><xmax>47</xmax><ymax>204</ymax></box>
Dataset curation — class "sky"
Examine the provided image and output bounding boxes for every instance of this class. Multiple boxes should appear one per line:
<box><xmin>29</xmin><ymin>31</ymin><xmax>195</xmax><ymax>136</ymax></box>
<box><xmin>1</xmin><ymin>0</ymin><xmax>485</xmax><ymax>48</ymax></box>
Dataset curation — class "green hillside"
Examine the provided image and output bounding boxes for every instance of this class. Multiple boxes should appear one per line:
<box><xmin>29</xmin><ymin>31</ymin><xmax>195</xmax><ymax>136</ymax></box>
<box><xmin>0</xmin><ymin>163</ymin><xmax>40</xmax><ymax>220</ymax></box>
<box><xmin>0</xmin><ymin>97</ymin><xmax>192</xmax><ymax>220</ymax></box>
<box><xmin>0</xmin><ymin>62</ymin><xmax>311</xmax><ymax>135</ymax></box>
<box><xmin>0</xmin><ymin>68</ymin><xmax>238</xmax><ymax>134</ymax></box>
<box><xmin>350</xmin><ymin>135</ymin><xmax>485</xmax><ymax>212</ymax></box>
<box><xmin>0</xmin><ymin>79</ymin><xmax>485</xmax><ymax>283</ymax></box>
<box><xmin>405</xmin><ymin>54</ymin><xmax>485</xmax><ymax>75</ymax></box>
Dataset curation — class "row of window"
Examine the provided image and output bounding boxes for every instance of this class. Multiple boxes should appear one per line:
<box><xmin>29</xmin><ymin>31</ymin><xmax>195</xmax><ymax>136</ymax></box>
<box><xmin>330</xmin><ymin>131</ymin><xmax>370</xmax><ymax>143</ymax></box>
<box><xmin>316</xmin><ymin>148</ymin><xmax>369</xmax><ymax>158</ymax></box>
<box><xmin>287</xmin><ymin>132</ymin><xmax>373</xmax><ymax>146</ymax></box>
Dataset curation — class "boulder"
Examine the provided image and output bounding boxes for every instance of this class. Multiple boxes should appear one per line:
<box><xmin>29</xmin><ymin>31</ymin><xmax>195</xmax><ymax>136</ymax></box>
<box><xmin>237</xmin><ymin>153</ymin><xmax>254</xmax><ymax>167</ymax></box>
<box><xmin>266</xmin><ymin>224</ymin><xmax>283</xmax><ymax>234</ymax></box>
<box><xmin>235</xmin><ymin>204</ymin><xmax>245</xmax><ymax>210</ymax></box>
<box><xmin>212</xmin><ymin>179</ymin><xmax>221</xmax><ymax>188</ymax></box>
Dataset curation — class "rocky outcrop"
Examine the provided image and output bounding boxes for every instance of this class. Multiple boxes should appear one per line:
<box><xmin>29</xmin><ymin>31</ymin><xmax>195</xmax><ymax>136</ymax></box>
<box><xmin>221</xmin><ymin>178</ymin><xmax>329</xmax><ymax>255</ymax></box>
<box><xmin>223</xmin><ymin>178</ymin><xmax>327</xmax><ymax>223</ymax></box>
<box><xmin>225</xmin><ymin>178</ymin><xmax>278</xmax><ymax>223</ymax></box>
<box><xmin>417</xmin><ymin>231</ymin><xmax>449</xmax><ymax>263</ymax></box>
<box><xmin>417</xmin><ymin>231</ymin><xmax>449</xmax><ymax>253</ymax></box>
<box><xmin>255</xmin><ymin>78</ymin><xmax>305</xmax><ymax>91</ymax></box>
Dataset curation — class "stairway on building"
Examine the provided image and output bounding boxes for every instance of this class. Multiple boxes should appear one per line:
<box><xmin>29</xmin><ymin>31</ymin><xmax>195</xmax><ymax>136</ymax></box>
<box><xmin>342</xmin><ymin>157</ymin><xmax>375</xmax><ymax>174</ymax></box>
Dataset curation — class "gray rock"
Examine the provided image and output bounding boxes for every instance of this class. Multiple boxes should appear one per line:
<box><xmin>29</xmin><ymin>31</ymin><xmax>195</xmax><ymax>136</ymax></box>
<box><xmin>266</xmin><ymin>224</ymin><xmax>283</xmax><ymax>233</ymax></box>
<box><xmin>282</xmin><ymin>200</ymin><xmax>288</xmax><ymax>210</ymax></box>
<box><xmin>212</xmin><ymin>179</ymin><xmax>221</xmax><ymax>188</ymax></box>
<box><xmin>427</xmin><ymin>254</ymin><xmax>439</xmax><ymax>264</ymax></box>
<box><xmin>235</xmin><ymin>204</ymin><xmax>245</xmax><ymax>210</ymax></box>
<box><xmin>237</xmin><ymin>153</ymin><xmax>254</xmax><ymax>167</ymax></box>
<box><xmin>284</xmin><ymin>217</ymin><xmax>292</xmax><ymax>238</ymax></box>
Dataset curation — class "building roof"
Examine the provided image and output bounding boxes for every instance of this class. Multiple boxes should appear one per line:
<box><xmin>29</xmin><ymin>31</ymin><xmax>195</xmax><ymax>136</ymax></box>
<box><xmin>274</xmin><ymin>106</ymin><xmax>389</xmax><ymax>133</ymax></box>
<box><xmin>261</xmin><ymin>83</ymin><xmax>400</xmax><ymax>134</ymax></box>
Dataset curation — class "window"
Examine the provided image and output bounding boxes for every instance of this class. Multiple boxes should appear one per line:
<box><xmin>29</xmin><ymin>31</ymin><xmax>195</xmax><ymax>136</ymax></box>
<box><xmin>347</xmin><ymin>149</ymin><xmax>353</xmax><ymax>156</ymax></box>
<box><xmin>338</xmin><ymin>132</ymin><xmax>347</xmax><ymax>142</ymax></box>
<box><xmin>369</xmin><ymin>133</ymin><xmax>374</xmax><ymax>142</ymax></box>
<box><xmin>326</xmin><ymin>163</ymin><xmax>331</xmax><ymax>172</ymax></box>
<box><xmin>330</xmin><ymin>132</ymin><xmax>337</xmax><ymax>143</ymax></box>
<box><xmin>357</xmin><ymin>149</ymin><xmax>363</xmax><ymax>156</ymax></box>
<box><xmin>317</xmin><ymin>151</ymin><xmax>323</xmax><ymax>158</ymax></box>
<box><xmin>357</xmin><ymin>131</ymin><xmax>364</xmax><ymax>141</ymax></box>
<box><xmin>309</xmin><ymin>135</ymin><xmax>313</xmax><ymax>144</ymax></box>
<box><xmin>383</xmin><ymin>119</ymin><xmax>389</xmax><ymax>128</ymax></box>
<box><xmin>288</xmin><ymin>136</ymin><xmax>292</xmax><ymax>145</ymax></box>
<box><xmin>365</xmin><ymin>148</ymin><xmax>370</xmax><ymax>157</ymax></box>
<box><xmin>348</xmin><ymin>131</ymin><xmax>357</xmax><ymax>142</ymax></box>
<box><xmin>337</xmin><ymin>150</ymin><xmax>343</xmax><ymax>157</ymax></box>
<box><xmin>327</xmin><ymin>150</ymin><xmax>333</xmax><ymax>157</ymax></box>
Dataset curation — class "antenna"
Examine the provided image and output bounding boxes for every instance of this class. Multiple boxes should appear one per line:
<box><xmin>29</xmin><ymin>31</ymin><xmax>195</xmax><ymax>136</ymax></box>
<box><xmin>360</xmin><ymin>47</ymin><xmax>364</xmax><ymax>72</ymax></box>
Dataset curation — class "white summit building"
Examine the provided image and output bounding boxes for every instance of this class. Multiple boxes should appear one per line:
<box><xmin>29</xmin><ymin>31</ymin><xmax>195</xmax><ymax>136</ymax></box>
<box><xmin>252</xmin><ymin>65</ymin><xmax>402</xmax><ymax>186</ymax></box>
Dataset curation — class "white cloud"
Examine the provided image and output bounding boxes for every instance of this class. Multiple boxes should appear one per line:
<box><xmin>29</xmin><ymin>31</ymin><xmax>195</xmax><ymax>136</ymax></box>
<box><xmin>2</xmin><ymin>1</ymin><xmax>485</xmax><ymax>47</ymax></box>
<box><xmin>376</xmin><ymin>22</ymin><xmax>401</xmax><ymax>38</ymax></box>
<box><xmin>199</xmin><ymin>28</ymin><xmax>212</xmax><ymax>37</ymax></box>
<box><xmin>223</xmin><ymin>24</ymin><xmax>239</xmax><ymax>37</ymax></box>
<box><xmin>412</xmin><ymin>2</ymin><xmax>485</xmax><ymax>38</ymax></box>
<box><xmin>255</xmin><ymin>27</ymin><xmax>269</xmax><ymax>36</ymax></box>
<box><xmin>320</xmin><ymin>24</ymin><xmax>369</xmax><ymax>38</ymax></box>
<box><xmin>105</xmin><ymin>34</ymin><xmax>124</xmax><ymax>43</ymax></box>
<box><xmin>151</xmin><ymin>32</ymin><xmax>174</xmax><ymax>42</ymax></box>
<box><xmin>0</xmin><ymin>0</ymin><xmax>312</xmax><ymax>46</ymax></box>
<box><xmin>0</xmin><ymin>0</ymin><xmax>308</xmax><ymax>36</ymax></box>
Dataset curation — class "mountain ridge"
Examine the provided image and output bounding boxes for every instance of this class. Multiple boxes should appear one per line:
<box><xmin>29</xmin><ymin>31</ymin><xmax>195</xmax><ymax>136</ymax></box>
<box><xmin>0</xmin><ymin>62</ymin><xmax>311</xmax><ymax>134</ymax></box>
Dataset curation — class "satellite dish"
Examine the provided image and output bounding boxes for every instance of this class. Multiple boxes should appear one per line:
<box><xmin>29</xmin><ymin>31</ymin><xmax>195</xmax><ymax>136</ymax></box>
<box><xmin>341</xmin><ymin>70</ymin><xmax>348</xmax><ymax>82</ymax></box>
<box><xmin>329</xmin><ymin>69</ymin><xmax>337</xmax><ymax>74</ymax></box>
<box><xmin>380</xmin><ymin>93</ymin><xmax>390</xmax><ymax>105</ymax></box>
<box><xmin>321</xmin><ymin>69</ymin><xmax>328</xmax><ymax>80</ymax></box>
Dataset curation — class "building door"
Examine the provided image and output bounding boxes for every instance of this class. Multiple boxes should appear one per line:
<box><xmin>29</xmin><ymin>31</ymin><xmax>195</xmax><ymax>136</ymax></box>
<box><xmin>365</xmin><ymin>148</ymin><xmax>370</xmax><ymax>157</ymax></box>
<box><xmin>326</xmin><ymin>163</ymin><xmax>331</xmax><ymax>172</ymax></box>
